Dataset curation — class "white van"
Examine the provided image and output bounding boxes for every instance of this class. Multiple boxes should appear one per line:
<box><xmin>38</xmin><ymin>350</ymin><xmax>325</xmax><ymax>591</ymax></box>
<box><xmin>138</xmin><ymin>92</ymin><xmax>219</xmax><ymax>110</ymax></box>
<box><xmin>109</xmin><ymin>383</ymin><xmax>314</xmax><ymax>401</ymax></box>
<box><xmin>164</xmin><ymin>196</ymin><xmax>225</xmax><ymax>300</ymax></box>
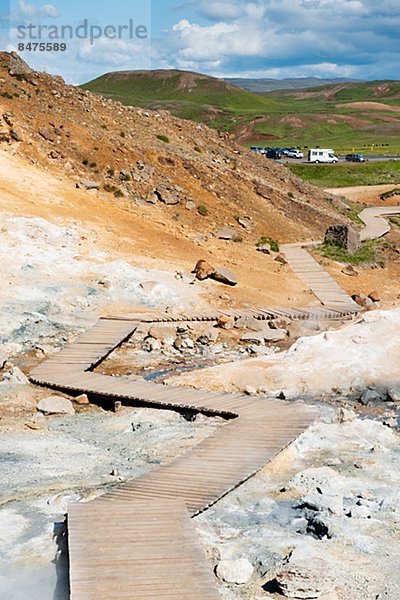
<box><xmin>308</xmin><ymin>149</ymin><xmax>338</xmax><ymax>163</ymax></box>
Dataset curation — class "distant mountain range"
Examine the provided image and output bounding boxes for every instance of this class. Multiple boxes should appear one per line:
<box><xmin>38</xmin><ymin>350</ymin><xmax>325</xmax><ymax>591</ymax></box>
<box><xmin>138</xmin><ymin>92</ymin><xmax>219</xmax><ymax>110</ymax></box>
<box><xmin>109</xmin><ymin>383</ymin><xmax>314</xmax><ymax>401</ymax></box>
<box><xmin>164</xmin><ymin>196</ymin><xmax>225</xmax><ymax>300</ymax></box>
<box><xmin>224</xmin><ymin>77</ymin><xmax>361</xmax><ymax>93</ymax></box>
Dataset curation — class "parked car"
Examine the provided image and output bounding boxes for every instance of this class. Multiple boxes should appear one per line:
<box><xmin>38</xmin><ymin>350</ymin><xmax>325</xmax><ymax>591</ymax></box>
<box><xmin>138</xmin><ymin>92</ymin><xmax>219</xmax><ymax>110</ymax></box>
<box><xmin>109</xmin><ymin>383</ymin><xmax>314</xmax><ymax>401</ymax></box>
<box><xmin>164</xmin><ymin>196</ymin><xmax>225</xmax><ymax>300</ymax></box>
<box><xmin>345</xmin><ymin>153</ymin><xmax>366</xmax><ymax>162</ymax></box>
<box><xmin>286</xmin><ymin>148</ymin><xmax>304</xmax><ymax>159</ymax></box>
<box><xmin>308</xmin><ymin>149</ymin><xmax>338</xmax><ymax>163</ymax></box>
<box><xmin>265</xmin><ymin>148</ymin><xmax>282</xmax><ymax>159</ymax></box>
<box><xmin>250</xmin><ymin>146</ymin><xmax>265</xmax><ymax>154</ymax></box>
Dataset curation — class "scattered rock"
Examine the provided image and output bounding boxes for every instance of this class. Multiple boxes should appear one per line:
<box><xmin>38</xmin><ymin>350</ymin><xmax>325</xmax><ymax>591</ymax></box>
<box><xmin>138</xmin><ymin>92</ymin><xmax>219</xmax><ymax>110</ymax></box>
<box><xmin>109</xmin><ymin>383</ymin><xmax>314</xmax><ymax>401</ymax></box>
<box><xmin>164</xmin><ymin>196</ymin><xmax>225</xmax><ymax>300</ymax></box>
<box><xmin>263</xmin><ymin>328</ymin><xmax>287</xmax><ymax>342</ymax></box>
<box><xmin>217</xmin><ymin>315</ymin><xmax>235</xmax><ymax>330</ymax></box>
<box><xmin>349</xmin><ymin>505</ymin><xmax>371</xmax><ymax>519</ymax></box>
<box><xmin>25</xmin><ymin>412</ymin><xmax>47</xmax><ymax>430</ymax></box>
<box><xmin>215</xmin><ymin>558</ymin><xmax>254</xmax><ymax>585</ymax></box>
<box><xmin>359</xmin><ymin>388</ymin><xmax>384</xmax><ymax>405</ymax></box>
<box><xmin>257</xmin><ymin>243</ymin><xmax>271</xmax><ymax>254</ymax></box>
<box><xmin>197</xmin><ymin>325</ymin><xmax>219</xmax><ymax>345</ymax></box>
<box><xmin>37</xmin><ymin>396</ymin><xmax>75</xmax><ymax>416</ymax></box>
<box><xmin>333</xmin><ymin>407</ymin><xmax>357</xmax><ymax>424</ymax></box>
<box><xmin>289</xmin><ymin>467</ymin><xmax>344</xmax><ymax>496</ymax></box>
<box><xmin>76</xmin><ymin>178</ymin><xmax>100</xmax><ymax>191</ymax></box>
<box><xmin>2</xmin><ymin>366</ymin><xmax>29</xmax><ymax>386</ymax></box>
<box><xmin>185</xmin><ymin>200</ymin><xmax>196</xmax><ymax>210</ymax></box>
<box><xmin>237</xmin><ymin>216</ymin><xmax>253</xmax><ymax>232</ymax></box>
<box><xmin>241</xmin><ymin>332</ymin><xmax>265</xmax><ymax>344</ymax></box>
<box><xmin>143</xmin><ymin>337</ymin><xmax>162</xmax><ymax>352</ymax></box>
<box><xmin>235</xmin><ymin>316</ymin><xmax>261</xmax><ymax>331</ymax></box>
<box><xmin>155</xmin><ymin>185</ymin><xmax>180</xmax><ymax>205</ymax></box>
<box><xmin>217</xmin><ymin>227</ymin><xmax>242</xmax><ymax>242</ymax></box>
<box><xmin>298</xmin><ymin>492</ymin><xmax>343</xmax><ymax>516</ymax></box>
<box><xmin>192</xmin><ymin>260</ymin><xmax>215</xmax><ymax>281</ymax></box>
<box><xmin>211</xmin><ymin>267</ymin><xmax>238</xmax><ymax>287</ymax></box>
<box><xmin>275</xmin><ymin>253</ymin><xmax>288</xmax><ymax>265</ymax></box>
<box><xmin>149</xmin><ymin>325</ymin><xmax>176</xmax><ymax>345</ymax></box>
<box><xmin>175</xmin><ymin>271</ymin><xmax>197</xmax><ymax>285</ymax></box>
<box><xmin>368</xmin><ymin>291</ymin><xmax>381</xmax><ymax>303</ymax></box>
<box><xmin>341</xmin><ymin>264</ymin><xmax>358</xmax><ymax>277</ymax></box>
<box><xmin>325</xmin><ymin>224</ymin><xmax>360</xmax><ymax>253</ymax></box>
<box><xmin>174</xmin><ymin>337</ymin><xmax>195</xmax><ymax>351</ymax></box>
<box><xmin>10</xmin><ymin>127</ymin><xmax>23</xmax><ymax>142</ymax></box>
<box><xmin>387</xmin><ymin>387</ymin><xmax>400</xmax><ymax>403</ymax></box>
<box><xmin>38</xmin><ymin>126</ymin><xmax>56</xmax><ymax>142</ymax></box>
<box><xmin>352</xmin><ymin>293</ymin><xmax>374</xmax><ymax>308</ymax></box>
<box><xmin>275</xmin><ymin>549</ymin><xmax>336</xmax><ymax>599</ymax></box>
<box><xmin>74</xmin><ymin>394</ymin><xmax>90</xmax><ymax>406</ymax></box>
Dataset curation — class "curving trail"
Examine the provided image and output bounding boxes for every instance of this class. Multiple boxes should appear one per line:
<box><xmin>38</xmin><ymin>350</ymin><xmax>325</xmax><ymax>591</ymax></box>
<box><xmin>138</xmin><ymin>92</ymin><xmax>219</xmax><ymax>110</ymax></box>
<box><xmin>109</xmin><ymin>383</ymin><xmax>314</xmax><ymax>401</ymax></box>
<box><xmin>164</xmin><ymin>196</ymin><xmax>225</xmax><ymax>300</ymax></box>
<box><xmin>29</xmin><ymin>206</ymin><xmax>399</xmax><ymax>599</ymax></box>
<box><xmin>359</xmin><ymin>206</ymin><xmax>400</xmax><ymax>241</ymax></box>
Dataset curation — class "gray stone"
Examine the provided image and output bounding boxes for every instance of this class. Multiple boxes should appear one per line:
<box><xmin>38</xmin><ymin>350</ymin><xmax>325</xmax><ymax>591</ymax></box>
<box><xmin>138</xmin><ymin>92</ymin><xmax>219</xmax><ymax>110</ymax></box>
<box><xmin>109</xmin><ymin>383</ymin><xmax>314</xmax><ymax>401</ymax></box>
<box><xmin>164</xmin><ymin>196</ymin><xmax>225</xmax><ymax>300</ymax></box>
<box><xmin>341</xmin><ymin>265</ymin><xmax>358</xmax><ymax>277</ymax></box>
<box><xmin>352</xmin><ymin>293</ymin><xmax>374</xmax><ymax>309</ymax></box>
<box><xmin>349</xmin><ymin>505</ymin><xmax>371</xmax><ymax>519</ymax></box>
<box><xmin>211</xmin><ymin>267</ymin><xmax>238</xmax><ymax>287</ymax></box>
<box><xmin>215</xmin><ymin>558</ymin><xmax>254</xmax><ymax>584</ymax></box>
<box><xmin>237</xmin><ymin>216</ymin><xmax>253</xmax><ymax>232</ymax></box>
<box><xmin>325</xmin><ymin>224</ymin><xmax>360</xmax><ymax>253</ymax></box>
<box><xmin>387</xmin><ymin>387</ymin><xmax>400</xmax><ymax>403</ymax></box>
<box><xmin>77</xmin><ymin>178</ymin><xmax>100</xmax><ymax>191</ymax></box>
<box><xmin>25</xmin><ymin>412</ymin><xmax>47</xmax><ymax>430</ymax></box>
<box><xmin>263</xmin><ymin>328</ymin><xmax>287</xmax><ymax>342</ymax></box>
<box><xmin>156</xmin><ymin>185</ymin><xmax>180</xmax><ymax>205</ymax></box>
<box><xmin>333</xmin><ymin>407</ymin><xmax>357</xmax><ymax>424</ymax></box>
<box><xmin>289</xmin><ymin>467</ymin><xmax>343</xmax><ymax>496</ymax></box>
<box><xmin>235</xmin><ymin>316</ymin><xmax>261</xmax><ymax>331</ymax></box>
<box><xmin>257</xmin><ymin>243</ymin><xmax>271</xmax><ymax>254</ymax></box>
<box><xmin>37</xmin><ymin>396</ymin><xmax>75</xmax><ymax>416</ymax></box>
<box><xmin>241</xmin><ymin>332</ymin><xmax>265</xmax><ymax>344</ymax></box>
<box><xmin>2</xmin><ymin>366</ymin><xmax>29</xmax><ymax>386</ymax></box>
<box><xmin>38</xmin><ymin>127</ymin><xmax>56</xmax><ymax>142</ymax></box>
<box><xmin>185</xmin><ymin>200</ymin><xmax>196</xmax><ymax>210</ymax></box>
<box><xmin>275</xmin><ymin>549</ymin><xmax>336</xmax><ymax>598</ymax></box>
<box><xmin>217</xmin><ymin>227</ymin><xmax>242</xmax><ymax>242</ymax></box>
<box><xmin>197</xmin><ymin>326</ymin><xmax>219</xmax><ymax>345</ymax></box>
<box><xmin>299</xmin><ymin>493</ymin><xmax>344</xmax><ymax>516</ymax></box>
<box><xmin>360</xmin><ymin>388</ymin><xmax>383</xmax><ymax>405</ymax></box>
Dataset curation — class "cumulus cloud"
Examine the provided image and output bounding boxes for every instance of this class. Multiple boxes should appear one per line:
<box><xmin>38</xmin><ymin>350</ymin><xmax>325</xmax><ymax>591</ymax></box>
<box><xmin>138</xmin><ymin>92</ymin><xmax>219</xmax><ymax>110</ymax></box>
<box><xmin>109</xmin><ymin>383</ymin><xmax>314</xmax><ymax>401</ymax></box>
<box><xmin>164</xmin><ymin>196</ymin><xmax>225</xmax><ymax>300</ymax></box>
<box><xmin>18</xmin><ymin>0</ymin><xmax>59</xmax><ymax>19</ymax></box>
<box><xmin>156</xmin><ymin>0</ymin><xmax>400</xmax><ymax>79</ymax></box>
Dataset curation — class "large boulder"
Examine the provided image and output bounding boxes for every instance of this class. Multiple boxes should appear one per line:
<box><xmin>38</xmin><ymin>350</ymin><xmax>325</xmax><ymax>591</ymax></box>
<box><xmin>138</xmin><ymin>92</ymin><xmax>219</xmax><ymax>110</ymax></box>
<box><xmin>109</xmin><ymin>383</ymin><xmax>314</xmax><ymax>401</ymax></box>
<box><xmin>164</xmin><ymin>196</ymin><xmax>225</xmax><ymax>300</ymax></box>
<box><xmin>37</xmin><ymin>396</ymin><xmax>75</xmax><ymax>416</ymax></box>
<box><xmin>217</xmin><ymin>227</ymin><xmax>242</xmax><ymax>242</ymax></box>
<box><xmin>325</xmin><ymin>225</ymin><xmax>360</xmax><ymax>253</ymax></box>
<box><xmin>2</xmin><ymin>367</ymin><xmax>29</xmax><ymax>386</ymax></box>
<box><xmin>192</xmin><ymin>260</ymin><xmax>215</xmax><ymax>281</ymax></box>
<box><xmin>77</xmin><ymin>178</ymin><xmax>100</xmax><ymax>191</ymax></box>
<box><xmin>275</xmin><ymin>549</ymin><xmax>337</xmax><ymax>599</ymax></box>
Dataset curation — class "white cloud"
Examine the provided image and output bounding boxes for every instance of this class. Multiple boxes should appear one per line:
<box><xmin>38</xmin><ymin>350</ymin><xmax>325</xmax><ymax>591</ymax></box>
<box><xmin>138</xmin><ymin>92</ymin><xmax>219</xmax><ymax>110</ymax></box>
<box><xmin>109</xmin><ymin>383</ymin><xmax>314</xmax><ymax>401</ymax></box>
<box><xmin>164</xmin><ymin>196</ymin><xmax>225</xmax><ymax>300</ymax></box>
<box><xmin>198</xmin><ymin>1</ymin><xmax>244</xmax><ymax>21</ymax></box>
<box><xmin>18</xmin><ymin>0</ymin><xmax>59</xmax><ymax>19</ymax></box>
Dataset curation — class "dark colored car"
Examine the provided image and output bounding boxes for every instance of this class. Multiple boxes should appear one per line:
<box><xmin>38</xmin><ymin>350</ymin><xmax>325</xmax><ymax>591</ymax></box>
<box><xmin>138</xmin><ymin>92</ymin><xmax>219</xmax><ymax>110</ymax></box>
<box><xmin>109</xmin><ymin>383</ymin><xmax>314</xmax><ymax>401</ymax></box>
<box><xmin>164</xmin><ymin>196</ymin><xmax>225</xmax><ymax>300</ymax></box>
<box><xmin>345</xmin><ymin>153</ymin><xmax>366</xmax><ymax>162</ymax></box>
<box><xmin>265</xmin><ymin>148</ymin><xmax>282</xmax><ymax>159</ymax></box>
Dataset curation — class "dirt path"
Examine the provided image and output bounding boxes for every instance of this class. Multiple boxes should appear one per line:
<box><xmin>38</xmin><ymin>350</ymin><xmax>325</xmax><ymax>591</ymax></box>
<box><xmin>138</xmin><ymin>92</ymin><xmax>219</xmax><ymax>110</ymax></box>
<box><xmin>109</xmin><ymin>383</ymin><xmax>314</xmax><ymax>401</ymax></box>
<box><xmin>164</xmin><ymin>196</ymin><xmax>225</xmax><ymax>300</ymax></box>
<box><xmin>325</xmin><ymin>184</ymin><xmax>400</xmax><ymax>206</ymax></box>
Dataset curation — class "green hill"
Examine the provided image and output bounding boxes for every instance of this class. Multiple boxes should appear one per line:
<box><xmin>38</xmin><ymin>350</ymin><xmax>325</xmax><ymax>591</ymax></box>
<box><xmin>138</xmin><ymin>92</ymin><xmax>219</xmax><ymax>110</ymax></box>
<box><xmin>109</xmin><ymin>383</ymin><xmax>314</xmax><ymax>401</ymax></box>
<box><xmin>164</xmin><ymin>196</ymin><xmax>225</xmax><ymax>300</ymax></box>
<box><xmin>83</xmin><ymin>73</ymin><xmax>400</xmax><ymax>155</ymax></box>
<box><xmin>82</xmin><ymin>69</ymin><xmax>278</xmax><ymax>129</ymax></box>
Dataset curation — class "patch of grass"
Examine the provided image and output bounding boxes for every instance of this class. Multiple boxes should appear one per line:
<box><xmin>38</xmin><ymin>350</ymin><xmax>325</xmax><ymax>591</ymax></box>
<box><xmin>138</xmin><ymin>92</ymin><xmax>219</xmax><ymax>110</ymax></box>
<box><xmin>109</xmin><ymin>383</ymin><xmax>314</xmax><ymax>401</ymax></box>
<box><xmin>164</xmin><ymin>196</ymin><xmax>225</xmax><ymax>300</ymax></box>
<box><xmin>107</xmin><ymin>168</ymin><xmax>115</xmax><ymax>177</ymax></box>
<box><xmin>1</xmin><ymin>92</ymin><xmax>13</xmax><ymax>99</ymax></box>
<box><xmin>114</xmin><ymin>189</ymin><xmax>124</xmax><ymax>198</ymax></box>
<box><xmin>389</xmin><ymin>216</ymin><xmax>400</xmax><ymax>228</ymax></box>
<box><xmin>289</xmin><ymin>161</ymin><xmax>400</xmax><ymax>188</ymax></box>
<box><xmin>287</xmin><ymin>191</ymin><xmax>295</xmax><ymax>199</ymax></box>
<box><xmin>101</xmin><ymin>124</ymin><xmax>108</xmax><ymax>130</ymax></box>
<box><xmin>120</xmin><ymin>131</ymin><xmax>125</xmax><ymax>138</ymax></box>
<box><xmin>89</xmin><ymin>162</ymin><xmax>97</xmax><ymax>168</ymax></box>
<box><xmin>194</xmin><ymin>146</ymin><xmax>202</xmax><ymax>153</ymax></box>
<box><xmin>157</xmin><ymin>134</ymin><xmax>170</xmax><ymax>143</ymax></box>
<box><xmin>122</xmin><ymin>173</ymin><xmax>131</xmax><ymax>181</ymax></box>
<box><xmin>316</xmin><ymin>239</ymin><xmax>377</xmax><ymax>265</ymax></box>
<box><xmin>198</xmin><ymin>205</ymin><xmax>209</xmax><ymax>217</ymax></box>
<box><xmin>82</xmin><ymin>159</ymin><xmax>89</xmax><ymax>166</ymax></box>
<box><xmin>256</xmin><ymin>236</ymin><xmax>280</xmax><ymax>252</ymax></box>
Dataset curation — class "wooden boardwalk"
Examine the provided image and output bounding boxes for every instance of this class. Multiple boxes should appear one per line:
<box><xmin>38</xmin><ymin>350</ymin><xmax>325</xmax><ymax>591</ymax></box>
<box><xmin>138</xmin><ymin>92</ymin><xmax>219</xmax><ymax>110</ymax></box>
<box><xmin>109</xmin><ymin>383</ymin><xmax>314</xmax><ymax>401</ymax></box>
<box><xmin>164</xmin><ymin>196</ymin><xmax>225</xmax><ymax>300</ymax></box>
<box><xmin>282</xmin><ymin>243</ymin><xmax>359</xmax><ymax>310</ymax></box>
<box><xmin>359</xmin><ymin>206</ymin><xmax>400</xmax><ymax>241</ymax></box>
<box><xmin>30</xmin><ymin>308</ymin><xmax>351</xmax><ymax>600</ymax></box>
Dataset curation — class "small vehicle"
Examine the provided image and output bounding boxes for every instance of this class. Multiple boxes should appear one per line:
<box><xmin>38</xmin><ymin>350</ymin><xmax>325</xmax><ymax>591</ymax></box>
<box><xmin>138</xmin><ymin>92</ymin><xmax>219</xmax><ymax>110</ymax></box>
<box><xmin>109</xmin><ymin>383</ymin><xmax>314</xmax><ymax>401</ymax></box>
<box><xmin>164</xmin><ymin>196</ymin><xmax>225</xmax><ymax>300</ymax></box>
<box><xmin>308</xmin><ymin>149</ymin><xmax>338</xmax><ymax>163</ymax></box>
<box><xmin>286</xmin><ymin>148</ymin><xmax>304</xmax><ymax>159</ymax></box>
<box><xmin>250</xmin><ymin>146</ymin><xmax>265</xmax><ymax>154</ymax></box>
<box><xmin>345</xmin><ymin>153</ymin><xmax>366</xmax><ymax>162</ymax></box>
<box><xmin>265</xmin><ymin>148</ymin><xmax>282</xmax><ymax>159</ymax></box>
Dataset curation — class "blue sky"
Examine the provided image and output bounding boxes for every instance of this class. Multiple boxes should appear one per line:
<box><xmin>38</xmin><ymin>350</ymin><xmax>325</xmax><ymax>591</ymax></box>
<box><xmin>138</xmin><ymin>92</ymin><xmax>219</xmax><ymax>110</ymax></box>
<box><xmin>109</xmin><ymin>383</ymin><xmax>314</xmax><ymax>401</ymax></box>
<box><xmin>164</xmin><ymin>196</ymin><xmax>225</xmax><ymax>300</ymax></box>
<box><xmin>0</xmin><ymin>0</ymin><xmax>399</xmax><ymax>83</ymax></box>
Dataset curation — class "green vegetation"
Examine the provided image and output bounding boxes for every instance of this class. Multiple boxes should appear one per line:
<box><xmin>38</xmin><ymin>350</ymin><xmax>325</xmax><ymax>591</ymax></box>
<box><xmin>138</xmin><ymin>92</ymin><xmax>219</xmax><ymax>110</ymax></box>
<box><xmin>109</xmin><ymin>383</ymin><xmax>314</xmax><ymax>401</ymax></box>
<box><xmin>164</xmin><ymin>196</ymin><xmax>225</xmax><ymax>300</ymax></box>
<box><xmin>114</xmin><ymin>189</ymin><xmax>124</xmax><ymax>198</ymax></box>
<box><xmin>316</xmin><ymin>239</ymin><xmax>377</xmax><ymax>265</ymax></box>
<box><xmin>1</xmin><ymin>92</ymin><xmax>13</xmax><ymax>99</ymax></box>
<box><xmin>256</xmin><ymin>236</ymin><xmax>280</xmax><ymax>252</ymax></box>
<box><xmin>288</xmin><ymin>161</ymin><xmax>400</xmax><ymax>188</ymax></box>
<box><xmin>194</xmin><ymin>146</ymin><xmax>202</xmax><ymax>153</ymax></box>
<box><xmin>122</xmin><ymin>173</ymin><xmax>131</xmax><ymax>181</ymax></box>
<box><xmin>82</xmin><ymin>159</ymin><xmax>89</xmax><ymax>166</ymax></box>
<box><xmin>156</xmin><ymin>134</ymin><xmax>170</xmax><ymax>143</ymax></box>
<box><xmin>198</xmin><ymin>205</ymin><xmax>209</xmax><ymax>217</ymax></box>
<box><xmin>83</xmin><ymin>74</ymin><xmax>400</xmax><ymax>155</ymax></box>
<box><xmin>107</xmin><ymin>168</ymin><xmax>115</xmax><ymax>177</ymax></box>
<box><xmin>89</xmin><ymin>162</ymin><xmax>97</xmax><ymax>169</ymax></box>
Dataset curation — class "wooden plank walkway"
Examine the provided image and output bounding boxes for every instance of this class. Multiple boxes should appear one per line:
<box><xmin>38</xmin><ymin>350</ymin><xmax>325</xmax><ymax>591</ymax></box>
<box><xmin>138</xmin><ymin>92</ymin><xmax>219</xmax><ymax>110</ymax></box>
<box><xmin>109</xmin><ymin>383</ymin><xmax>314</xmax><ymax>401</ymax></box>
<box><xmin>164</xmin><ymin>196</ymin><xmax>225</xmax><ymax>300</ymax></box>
<box><xmin>29</xmin><ymin>311</ymin><xmax>325</xmax><ymax>599</ymax></box>
<box><xmin>282</xmin><ymin>244</ymin><xmax>359</xmax><ymax>310</ymax></box>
